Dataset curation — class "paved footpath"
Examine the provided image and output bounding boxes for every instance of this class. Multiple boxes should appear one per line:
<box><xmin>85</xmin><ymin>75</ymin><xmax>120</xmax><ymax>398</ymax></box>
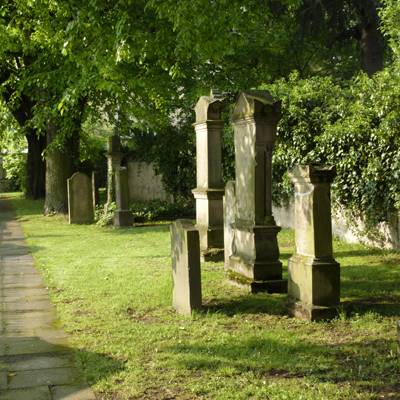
<box><xmin>0</xmin><ymin>200</ymin><xmax>96</xmax><ymax>400</ymax></box>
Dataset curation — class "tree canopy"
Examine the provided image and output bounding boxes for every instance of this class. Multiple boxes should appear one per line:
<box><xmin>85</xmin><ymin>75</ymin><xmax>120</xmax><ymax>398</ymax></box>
<box><xmin>0</xmin><ymin>0</ymin><xmax>398</xmax><ymax>221</ymax></box>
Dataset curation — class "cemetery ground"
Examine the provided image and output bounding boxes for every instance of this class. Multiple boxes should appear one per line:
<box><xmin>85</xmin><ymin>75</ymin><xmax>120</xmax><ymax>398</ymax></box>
<box><xmin>3</xmin><ymin>193</ymin><xmax>400</xmax><ymax>400</ymax></box>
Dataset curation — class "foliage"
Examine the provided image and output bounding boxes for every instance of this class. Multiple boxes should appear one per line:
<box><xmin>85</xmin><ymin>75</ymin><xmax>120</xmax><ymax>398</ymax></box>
<box><xmin>95</xmin><ymin>202</ymin><xmax>115</xmax><ymax>227</ymax></box>
<box><xmin>10</xmin><ymin>193</ymin><xmax>400</xmax><ymax>400</ymax></box>
<box><xmin>268</xmin><ymin>69</ymin><xmax>400</xmax><ymax>225</ymax></box>
<box><xmin>130</xmin><ymin>199</ymin><xmax>194</xmax><ymax>222</ymax></box>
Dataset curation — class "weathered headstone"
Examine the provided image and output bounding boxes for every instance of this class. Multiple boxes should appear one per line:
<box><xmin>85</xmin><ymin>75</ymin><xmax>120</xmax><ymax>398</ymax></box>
<box><xmin>67</xmin><ymin>172</ymin><xmax>94</xmax><ymax>224</ymax></box>
<box><xmin>288</xmin><ymin>165</ymin><xmax>340</xmax><ymax>321</ymax></box>
<box><xmin>170</xmin><ymin>219</ymin><xmax>202</xmax><ymax>315</ymax></box>
<box><xmin>192</xmin><ymin>92</ymin><xmax>225</xmax><ymax>261</ymax></box>
<box><xmin>227</xmin><ymin>91</ymin><xmax>286</xmax><ymax>293</ymax></box>
<box><xmin>114</xmin><ymin>167</ymin><xmax>133</xmax><ymax>227</ymax></box>
<box><xmin>224</xmin><ymin>181</ymin><xmax>236</xmax><ymax>270</ymax></box>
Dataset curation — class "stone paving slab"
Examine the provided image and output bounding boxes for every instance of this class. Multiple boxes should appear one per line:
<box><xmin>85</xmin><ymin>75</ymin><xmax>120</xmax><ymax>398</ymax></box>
<box><xmin>51</xmin><ymin>385</ymin><xmax>96</xmax><ymax>400</ymax></box>
<box><xmin>0</xmin><ymin>287</ymin><xmax>50</xmax><ymax>302</ymax></box>
<box><xmin>4</xmin><ymin>299</ymin><xmax>55</xmax><ymax>312</ymax></box>
<box><xmin>0</xmin><ymin>200</ymin><xmax>96</xmax><ymax>399</ymax></box>
<box><xmin>0</xmin><ymin>386</ymin><xmax>51</xmax><ymax>400</ymax></box>
<box><xmin>1</xmin><ymin>353</ymin><xmax>74</xmax><ymax>371</ymax></box>
<box><xmin>6</xmin><ymin>366</ymin><xmax>81</xmax><ymax>389</ymax></box>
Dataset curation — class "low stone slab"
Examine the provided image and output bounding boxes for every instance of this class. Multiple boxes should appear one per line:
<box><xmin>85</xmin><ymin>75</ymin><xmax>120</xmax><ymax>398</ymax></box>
<box><xmin>4</xmin><ymin>299</ymin><xmax>55</xmax><ymax>312</ymax></box>
<box><xmin>0</xmin><ymin>336</ymin><xmax>69</xmax><ymax>356</ymax></box>
<box><xmin>0</xmin><ymin>386</ymin><xmax>51</xmax><ymax>400</ymax></box>
<box><xmin>7</xmin><ymin>367</ymin><xmax>81</xmax><ymax>389</ymax></box>
<box><xmin>170</xmin><ymin>220</ymin><xmax>201</xmax><ymax>315</ymax></box>
<box><xmin>0</xmin><ymin>287</ymin><xmax>49</xmax><ymax>302</ymax></box>
<box><xmin>51</xmin><ymin>385</ymin><xmax>96</xmax><ymax>400</ymax></box>
<box><xmin>1</xmin><ymin>353</ymin><xmax>74</xmax><ymax>371</ymax></box>
<box><xmin>2</xmin><ymin>274</ymin><xmax>44</xmax><ymax>288</ymax></box>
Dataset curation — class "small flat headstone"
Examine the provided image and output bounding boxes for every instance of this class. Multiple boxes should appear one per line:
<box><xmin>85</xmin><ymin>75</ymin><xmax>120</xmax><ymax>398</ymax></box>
<box><xmin>170</xmin><ymin>220</ymin><xmax>201</xmax><ymax>315</ymax></box>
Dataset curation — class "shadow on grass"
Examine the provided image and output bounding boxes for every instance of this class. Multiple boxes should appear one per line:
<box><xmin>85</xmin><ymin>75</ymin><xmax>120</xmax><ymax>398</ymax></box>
<box><xmin>203</xmin><ymin>294</ymin><xmax>286</xmax><ymax>316</ymax></box>
<box><xmin>166</xmin><ymin>336</ymin><xmax>399</xmax><ymax>397</ymax></box>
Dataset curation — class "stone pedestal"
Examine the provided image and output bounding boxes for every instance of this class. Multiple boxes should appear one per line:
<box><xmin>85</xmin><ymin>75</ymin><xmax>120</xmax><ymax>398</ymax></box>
<box><xmin>67</xmin><ymin>172</ymin><xmax>94</xmax><ymax>224</ymax></box>
<box><xmin>288</xmin><ymin>165</ymin><xmax>340</xmax><ymax>320</ymax></box>
<box><xmin>227</xmin><ymin>91</ymin><xmax>286</xmax><ymax>293</ymax></box>
<box><xmin>192</xmin><ymin>94</ymin><xmax>225</xmax><ymax>261</ymax></box>
<box><xmin>170</xmin><ymin>220</ymin><xmax>202</xmax><ymax>315</ymax></box>
<box><xmin>114</xmin><ymin>167</ymin><xmax>133</xmax><ymax>227</ymax></box>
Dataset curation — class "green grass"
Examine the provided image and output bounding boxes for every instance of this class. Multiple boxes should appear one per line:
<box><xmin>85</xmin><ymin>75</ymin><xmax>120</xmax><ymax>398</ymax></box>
<box><xmin>5</xmin><ymin>193</ymin><xmax>400</xmax><ymax>399</ymax></box>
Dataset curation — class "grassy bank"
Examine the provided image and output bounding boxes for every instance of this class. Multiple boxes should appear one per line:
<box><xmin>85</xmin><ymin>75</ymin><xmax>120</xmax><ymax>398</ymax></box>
<box><xmin>5</xmin><ymin>193</ymin><xmax>400</xmax><ymax>400</ymax></box>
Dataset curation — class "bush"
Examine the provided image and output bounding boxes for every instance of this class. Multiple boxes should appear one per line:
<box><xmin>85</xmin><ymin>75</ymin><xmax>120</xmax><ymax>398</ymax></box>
<box><xmin>268</xmin><ymin>69</ymin><xmax>400</xmax><ymax>226</ymax></box>
<box><xmin>129</xmin><ymin>199</ymin><xmax>194</xmax><ymax>222</ymax></box>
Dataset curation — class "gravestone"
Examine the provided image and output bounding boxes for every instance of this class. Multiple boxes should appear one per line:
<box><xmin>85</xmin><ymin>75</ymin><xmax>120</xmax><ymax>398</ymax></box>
<box><xmin>227</xmin><ymin>91</ymin><xmax>286</xmax><ymax>293</ymax></box>
<box><xmin>114</xmin><ymin>167</ymin><xmax>133</xmax><ymax>227</ymax></box>
<box><xmin>170</xmin><ymin>219</ymin><xmax>202</xmax><ymax>315</ymax></box>
<box><xmin>288</xmin><ymin>165</ymin><xmax>340</xmax><ymax>320</ymax></box>
<box><xmin>67</xmin><ymin>172</ymin><xmax>94</xmax><ymax>224</ymax></box>
<box><xmin>192</xmin><ymin>91</ymin><xmax>225</xmax><ymax>261</ymax></box>
<box><xmin>224</xmin><ymin>181</ymin><xmax>236</xmax><ymax>269</ymax></box>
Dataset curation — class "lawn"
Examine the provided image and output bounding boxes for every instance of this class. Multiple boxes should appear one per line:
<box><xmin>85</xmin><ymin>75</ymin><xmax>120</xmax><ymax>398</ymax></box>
<box><xmin>5</xmin><ymin>193</ymin><xmax>400</xmax><ymax>399</ymax></box>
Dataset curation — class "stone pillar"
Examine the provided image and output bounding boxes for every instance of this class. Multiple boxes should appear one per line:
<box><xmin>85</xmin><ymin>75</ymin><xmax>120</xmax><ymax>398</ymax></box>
<box><xmin>224</xmin><ymin>181</ymin><xmax>236</xmax><ymax>270</ymax></box>
<box><xmin>106</xmin><ymin>135</ymin><xmax>122</xmax><ymax>207</ymax></box>
<box><xmin>192</xmin><ymin>93</ymin><xmax>225</xmax><ymax>261</ymax></box>
<box><xmin>67</xmin><ymin>172</ymin><xmax>94</xmax><ymax>224</ymax></box>
<box><xmin>228</xmin><ymin>91</ymin><xmax>286</xmax><ymax>293</ymax></box>
<box><xmin>91</xmin><ymin>171</ymin><xmax>100</xmax><ymax>211</ymax></box>
<box><xmin>288</xmin><ymin>165</ymin><xmax>340</xmax><ymax>321</ymax></box>
<box><xmin>170</xmin><ymin>219</ymin><xmax>202</xmax><ymax>315</ymax></box>
<box><xmin>114</xmin><ymin>167</ymin><xmax>133</xmax><ymax>227</ymax></box>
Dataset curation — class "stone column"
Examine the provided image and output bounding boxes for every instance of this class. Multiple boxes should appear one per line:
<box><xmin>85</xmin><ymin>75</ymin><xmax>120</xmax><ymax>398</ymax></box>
<box><xmin>106</xmin><ymin>135</ymin><xmax>122</xmax><ymax>207</ymax></box>
<box><xmin>192</xmin><ymin>94</ymin><xmax>225</xmax><ymax>261</ymax></box>
<box><xmin>228</xmin><ymin>91</ymin><xmax>286</xmax><ymax>293</ymax></box>
<box><xmin>91</xmin><ymin>171</ymin><xmax>100</xmax><ymax>212</ymax></box>
<box><xmin>170</xmin><ymin>219</ymin><xmax>202</xmax><ymax>315</ymax></box>
<box><xmin>114</xmin><ymin>167</ymin><xmax>133</xmax><ymax>227</ymax></box>
<box><xmin>288</xmin><ymin>165</ymin><xmax>340</xmax><ymax>321</ymax></box>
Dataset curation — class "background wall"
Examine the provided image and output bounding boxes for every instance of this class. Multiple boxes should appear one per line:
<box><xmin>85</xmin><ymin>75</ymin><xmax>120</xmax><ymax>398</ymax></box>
<box><xmin>127</xmin><ymin>161</ymin><xmax>171</xmax><ymax>202</ymax></box>
<box><xmin>273</xmin><ymin>201</ymin><xmax>400</xmax><ymax>250</ymax></box>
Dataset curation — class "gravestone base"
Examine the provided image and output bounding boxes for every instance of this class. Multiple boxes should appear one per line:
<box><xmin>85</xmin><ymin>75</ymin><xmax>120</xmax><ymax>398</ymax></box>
<box><xmin>201</xmin><ymin>247</ymin><xmax>224</xmax><ymax>262</ymax></box>
<box><xmin>288</xmin><ymin>301</ymin><xmax>339</xmax><ymax>321</ymax></box>
<box><xmin>228</xmin><ymin>258</ymin><xmax>286</xmax><ymax>294</ymax></box>
<box><xmin>288</xmin><ymin>255</ymin><xmax>340</xmax><ymax>321</ymax></box>
<box><xmin>227</xmin><ymin>270</ymin><xmax>287</xmax><ymax>294</ymax></box>
<box><xmin>114</xmin><ymin>210</ymin><xmax>133</xmax><ymax>227</ymax></box>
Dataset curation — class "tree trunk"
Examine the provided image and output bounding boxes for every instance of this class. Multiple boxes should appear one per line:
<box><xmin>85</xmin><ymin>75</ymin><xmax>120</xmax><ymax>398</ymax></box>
<box><xmin>44</xmin><ymin>125</ymin><xmax>79</xmax><ymax>215</ymax></box>
<box><xmin>25</xmin><ymin>129</ymin><xmax>46</xmax><ymax>199</ymax></box>
<box><xmin>355</xmin><ymin>0</ymin><xmax>385</xmax><ymax>75</ymax></box>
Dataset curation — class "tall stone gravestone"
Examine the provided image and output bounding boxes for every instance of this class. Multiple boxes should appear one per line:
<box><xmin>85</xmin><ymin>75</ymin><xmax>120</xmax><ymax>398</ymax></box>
<box><xmin>288</xmin><ymin>165</ymin><xmax>340</xmax><ymax>320</ymax></box>
<box><xmin>114</xmin><ymin>167</ymin><xmax>133</xmax><ymax>227</ymax></box>
<box><xmin>67</xmin><ymin>172</ymin><xmax>94</xmax><ymax>224</ymax></box>
<box><xmin>227</xmin><ymin>91</ymin><xmax>286</xmax><ymax>293</ymax></box>
<box><xmin>170</xmin><ymin>220</ymin><xmax>202</xmax><ymax>315</ymax></box>
<box><xmin>192</xmin><ymin>92</ymin><xmax>225</xmax><ymax>261</ymax></box>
